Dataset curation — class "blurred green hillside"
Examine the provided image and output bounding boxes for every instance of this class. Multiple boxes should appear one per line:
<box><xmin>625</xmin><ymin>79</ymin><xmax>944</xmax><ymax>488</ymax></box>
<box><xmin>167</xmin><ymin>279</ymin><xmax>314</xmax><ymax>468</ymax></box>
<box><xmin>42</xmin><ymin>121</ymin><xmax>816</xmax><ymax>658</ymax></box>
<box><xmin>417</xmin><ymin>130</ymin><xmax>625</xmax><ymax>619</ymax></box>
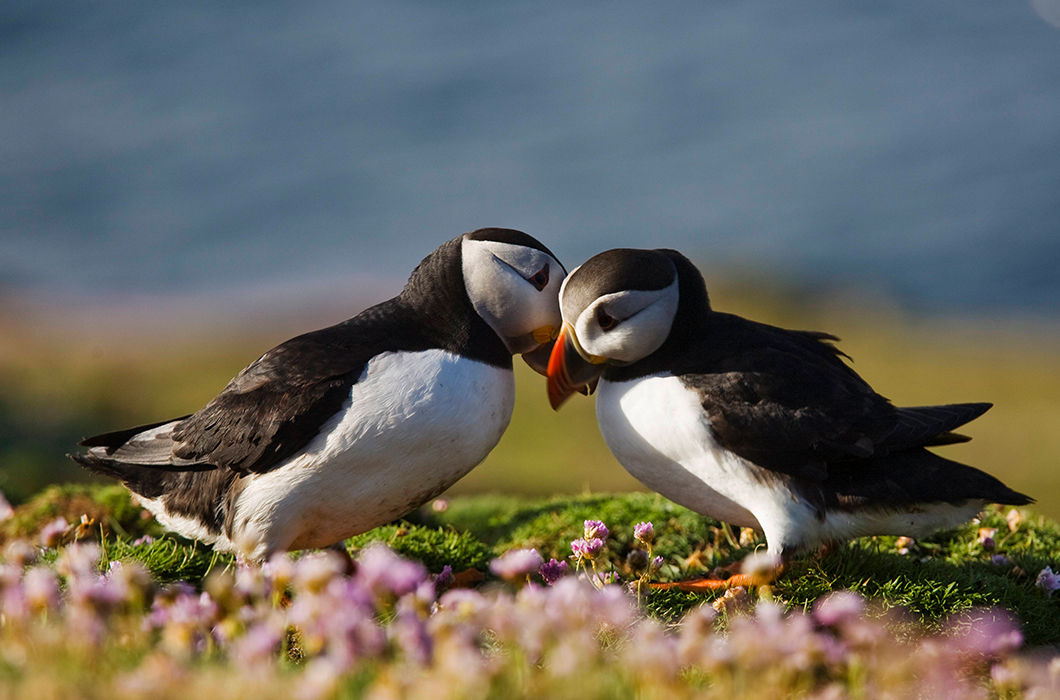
<box><xmin>2</xmin><ymin>280</ymin><xmax>1057</xmax><ymax>518</ymax></box>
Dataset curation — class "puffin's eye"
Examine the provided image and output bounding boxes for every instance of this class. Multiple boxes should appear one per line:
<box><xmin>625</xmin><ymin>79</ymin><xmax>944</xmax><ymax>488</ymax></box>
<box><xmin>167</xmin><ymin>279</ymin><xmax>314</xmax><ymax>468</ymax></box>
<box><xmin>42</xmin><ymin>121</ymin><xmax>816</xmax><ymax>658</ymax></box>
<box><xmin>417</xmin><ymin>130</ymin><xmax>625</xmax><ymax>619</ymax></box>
<box><xmin>596</xmin><ymin>307</ymin><xmax>618</xmax><ymax>331</ymax></box>
<box><xmin>528</xmin><ymin>264</ymin><xmax>550</xmax><ymax>291</ymax></box>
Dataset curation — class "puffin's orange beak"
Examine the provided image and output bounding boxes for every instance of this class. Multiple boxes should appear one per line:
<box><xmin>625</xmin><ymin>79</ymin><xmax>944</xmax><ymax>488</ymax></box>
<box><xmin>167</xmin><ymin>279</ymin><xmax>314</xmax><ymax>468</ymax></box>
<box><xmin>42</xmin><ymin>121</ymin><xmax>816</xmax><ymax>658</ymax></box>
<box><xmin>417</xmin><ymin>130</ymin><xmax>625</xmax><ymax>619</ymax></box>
<box><xmin>546</xmin><ymin>325</ymin><xmax>604</xmax><ymax>410</ymax></box>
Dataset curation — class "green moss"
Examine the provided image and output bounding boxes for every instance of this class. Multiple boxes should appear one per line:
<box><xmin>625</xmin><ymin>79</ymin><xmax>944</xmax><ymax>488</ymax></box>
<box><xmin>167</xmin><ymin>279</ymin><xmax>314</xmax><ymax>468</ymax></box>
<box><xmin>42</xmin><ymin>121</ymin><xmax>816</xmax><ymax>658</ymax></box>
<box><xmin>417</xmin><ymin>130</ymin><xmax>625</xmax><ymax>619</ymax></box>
<box><xmin>0</xmin><ymin>483</ymin><xmax>161</xmax><ymax>544</ymax></box>
<box><xmin>104</xmin><ymin>535</ymin><xmax>231</xmax><ymax>584</ymax></box>
<box><xmin>345</xmin><ymin>521</ymin><xmax>494</xmax><ymax>573</ymax></box>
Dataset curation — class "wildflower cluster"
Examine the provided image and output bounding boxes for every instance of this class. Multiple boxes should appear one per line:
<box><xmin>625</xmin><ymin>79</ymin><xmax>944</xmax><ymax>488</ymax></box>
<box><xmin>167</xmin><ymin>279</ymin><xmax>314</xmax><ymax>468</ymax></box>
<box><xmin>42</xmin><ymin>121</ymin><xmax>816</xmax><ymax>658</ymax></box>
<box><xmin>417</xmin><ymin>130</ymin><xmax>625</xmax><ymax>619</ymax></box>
<box><xmin>569</xmin><ymin>519</ymin><xmax>611</xmax><ymax>587</ymax></box>
<box><xmin>0</xmin><ymin>498</ymin><xmax>1058</xmax><ymax>698</ymax></box>
<box><xmin>1</xmin><ymin>534</ymin><xmax>1058</xmax><ymax>698</ymax></box>
<box><xmin>628</xmin><ymin>521</ymin><xmax>663</xmax><ymax>602</ymax></box>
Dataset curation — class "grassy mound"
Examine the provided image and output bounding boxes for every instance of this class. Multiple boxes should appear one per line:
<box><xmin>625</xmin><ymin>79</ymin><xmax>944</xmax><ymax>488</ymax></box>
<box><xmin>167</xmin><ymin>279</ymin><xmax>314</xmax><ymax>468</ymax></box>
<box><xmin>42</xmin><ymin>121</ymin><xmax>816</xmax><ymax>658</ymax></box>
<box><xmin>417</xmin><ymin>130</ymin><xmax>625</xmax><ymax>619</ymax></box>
<box><xmin>8</xmin><ymin>484</ymin><xmax>1059</xmax><ymax>645</ymax></box>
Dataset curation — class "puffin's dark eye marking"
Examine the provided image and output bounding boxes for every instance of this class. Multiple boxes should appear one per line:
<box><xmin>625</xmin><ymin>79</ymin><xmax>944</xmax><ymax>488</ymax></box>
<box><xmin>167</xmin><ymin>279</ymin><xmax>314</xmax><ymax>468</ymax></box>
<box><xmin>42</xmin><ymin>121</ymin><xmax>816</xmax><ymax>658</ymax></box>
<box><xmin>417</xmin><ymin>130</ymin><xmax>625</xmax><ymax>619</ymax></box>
<box><xmin>596</xmin><ymin>307</ymin><xmax>618</xmax><ymax>331</ymax></box>
<box><xmin>528</xmin><ymin>264</ymin><xmax>550</xmax><ymax>291</ymax></box>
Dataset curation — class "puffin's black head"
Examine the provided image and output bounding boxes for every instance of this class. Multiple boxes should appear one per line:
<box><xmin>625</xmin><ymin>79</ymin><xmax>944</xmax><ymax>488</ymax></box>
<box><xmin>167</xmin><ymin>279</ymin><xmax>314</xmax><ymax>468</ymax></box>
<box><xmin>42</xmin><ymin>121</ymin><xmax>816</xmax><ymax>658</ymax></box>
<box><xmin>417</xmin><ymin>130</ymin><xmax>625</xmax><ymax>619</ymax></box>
<box><xmin>547</xmin><ymin>247</ymin><xmax>707</xmax><ymax>409</ymax></box>
<box><xmin>458</xmin><ymin>228</ymin><xmax>566</xmax><ymax>375</ymax></box>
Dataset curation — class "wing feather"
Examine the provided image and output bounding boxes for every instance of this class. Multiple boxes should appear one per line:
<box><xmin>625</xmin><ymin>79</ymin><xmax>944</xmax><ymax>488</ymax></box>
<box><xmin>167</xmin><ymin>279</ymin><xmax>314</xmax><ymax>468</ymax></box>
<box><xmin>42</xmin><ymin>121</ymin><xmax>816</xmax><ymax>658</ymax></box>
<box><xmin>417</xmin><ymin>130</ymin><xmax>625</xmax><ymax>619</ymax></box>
<box><xmin>683</xmin><ymin>316</ymin><xmax>990</xmax><ymax>483</ymax></box>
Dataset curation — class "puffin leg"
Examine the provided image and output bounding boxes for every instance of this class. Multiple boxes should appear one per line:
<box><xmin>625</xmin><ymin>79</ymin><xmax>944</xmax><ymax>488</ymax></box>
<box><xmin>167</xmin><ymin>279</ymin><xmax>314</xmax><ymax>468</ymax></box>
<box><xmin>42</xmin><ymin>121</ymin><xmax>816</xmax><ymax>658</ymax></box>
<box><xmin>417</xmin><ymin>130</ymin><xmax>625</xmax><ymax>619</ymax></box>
<box><xmin>650</xmin><ymin>554</ymin><xmax>788</xmax><ymax>591</ymax></box>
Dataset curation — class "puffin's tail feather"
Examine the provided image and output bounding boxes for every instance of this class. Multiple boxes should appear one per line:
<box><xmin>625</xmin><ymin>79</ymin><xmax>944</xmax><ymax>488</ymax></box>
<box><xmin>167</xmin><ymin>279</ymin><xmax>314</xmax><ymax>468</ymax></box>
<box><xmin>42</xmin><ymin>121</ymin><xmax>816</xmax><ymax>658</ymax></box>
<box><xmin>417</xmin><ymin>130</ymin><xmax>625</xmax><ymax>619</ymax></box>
<box><xmin>828</xmin><ymin>447</ymin><xmax>1033</xmax><ymax>510</ymax></box>
<box><xmin>71</xmin><ymin>417</ymin><xmax>217</xmax><ymax>500</ymax></box>
<box><xmin>71</xmin><ymin>448</ymin><xmax>235</xmax><ymax>538</ymax></box>
<box><xmin>79</xmin><ymin>416</ymin><xmax>190</xmax><ymax>452</ymax></box>
<box><xmin>70</xmin><ymin>449</ymin><xmax>212</xmax><ymax>500</ymax></box>
<box><xmin>887</xmin><ymin>402</ymin><xmax>992</xmax><ymax>450</ymax></box>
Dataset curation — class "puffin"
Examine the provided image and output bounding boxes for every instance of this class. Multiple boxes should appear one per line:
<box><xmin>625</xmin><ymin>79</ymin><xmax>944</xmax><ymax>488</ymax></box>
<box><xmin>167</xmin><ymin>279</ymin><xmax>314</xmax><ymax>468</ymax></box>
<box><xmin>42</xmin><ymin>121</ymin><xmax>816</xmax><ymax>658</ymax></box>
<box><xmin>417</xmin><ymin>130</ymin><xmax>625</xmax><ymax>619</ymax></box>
<box><xmin>547</xmin><ymin>248</ymin><xmax>1031</xmax><ymax>586</ymax></box>
<box><xmin>72</xmin><ymin>228</ymin><xmax>565</xmax><ymax>561</ymax></box>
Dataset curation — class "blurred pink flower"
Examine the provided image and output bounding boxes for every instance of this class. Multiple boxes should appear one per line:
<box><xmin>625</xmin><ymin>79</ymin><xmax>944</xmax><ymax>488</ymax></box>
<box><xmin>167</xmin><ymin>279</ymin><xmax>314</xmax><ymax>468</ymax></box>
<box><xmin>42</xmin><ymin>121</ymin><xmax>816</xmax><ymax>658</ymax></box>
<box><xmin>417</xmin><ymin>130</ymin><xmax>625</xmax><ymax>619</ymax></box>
<box><xmin>1036</xmin><ymin>566</ymin><xmax>1060</xmax><ymax>597</ymax></box>
<box><xmin>490</xmin><ymin>548</ymin><xmax>543</xmax><ymax>581</ymax></box>
<box><xmin>23</xmin><ymin>566</ymin><xmax>60</xmax><ymax>612</ymax></box>
<box><xmin>231</xmin><ymin>621</ymin><xmax>283</xmax><ymax>667</ymax></box>
<box><xmin>1005</xmin><ymin>508</ymin><xmax>1023</xmax><ymax>532</ymax></box>
<box><xmin>814</xmin><ymin>591</ymin><xmax>866</xmax><ymax>627</ymax></box>
<box><xmin>357</xmin><ymin>544</ymin><xmax>428</xmax><ymax>597</ymax></box>
<box><xmin>391</xmin><ymin>608</ymin><xmax>433</xmax><ymax>665</ymax></box>
<box><xmin>264</xmin><ymin>551</ymin><xmax>296</xmax><ymax>590</ymax></box>
<box><xmin>946</xmin><ymin>609</ymin><xmax>1023</xmax><ymax>658</ymax></box>
<box><xmin>39</xmin><ymin>517</ymin><xmax>70</xmax><ymax>548</ymax></box>
<box><xmin>292</xmin><ymin>552</ymin><xmax>345</xmax><ymax>593</ymax></box>
<box><xmin>3</xmin><ymin>539</ymin><xmax>37</xmax><ymax>567</ymax></box>
<box><xmin>55</xmin><ymin>541</ymin><xmax>101</xmax><ymax>578</ymax></box>
<box><xmin>978</xmin><ymin>527</ymin><xmax>997</xmax><ymax>551</ymax></box>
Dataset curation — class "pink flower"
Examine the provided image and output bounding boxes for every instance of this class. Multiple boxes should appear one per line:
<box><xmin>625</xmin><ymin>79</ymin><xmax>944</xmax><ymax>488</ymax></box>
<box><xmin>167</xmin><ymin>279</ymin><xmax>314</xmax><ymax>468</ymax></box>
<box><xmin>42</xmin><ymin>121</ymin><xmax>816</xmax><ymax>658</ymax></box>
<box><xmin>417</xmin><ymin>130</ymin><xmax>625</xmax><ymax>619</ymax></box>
<box><xmin>489</xmin><ymin>548</ymin><xmax>543</xmax><ymax>581</ymax></box>
<box><xmin>55</xmin><ymin>542</ymin><xmax>102</xmax><ymax>578</ymax></box>
<box><xmin>3</xmin><ymin>540</ymin><xmax>37</xmax><ymax>567</ymax></box>
<box><xmin>583</xmin><ymin>520</ymin><xmax>610</xmax><ymax>541</ymax></box>
<box><xmin>357</xmin><ymin>544</ymin><xmax>428</xmax><ymax>597</ymax></box>
<box><xmin>570</xmin><ymin>537</ymin><xmax>604</xmax><ymax>561</ymax></box>
<box><xmin>434</xmin><ymin>565</ymin><xmax>454</xmax><ymax>591</ymax></box>
<box><xmin>1036</xmin><ymin>566</ymin><xmax>1060</xmax><ymax>596</ymax></box>
<box><xmin>946</xmin><ymin>609</ymin><xmax>1023</xmax><ymax>657</ymax></box>
<box><xmin>539</xmin><ymin>558</ymin><xmax>568</xmax><ymax>585</ymax></box>
<box><xmin>814</xmin><ymin>591</ymin><xmax>866</xmax><ymax>627</ymax></box>
<box><xmin>633</xmin><ymin>521</ymin><xmax>654</xmax><ymax>545</ymax></box>
<box><xmin>230</xmin><ymin>621</ymin><xmax>283</xmax><ymax>667</ymax></box>
<box><xmin>292</xmin><ymin>552</ymin><xmax>345</xmax><ymax>593</ymax></box>
<box><xmin>391</xmin><ymin>608</ymin><xmax>433</xmax><ymax>665</ymax></box>
<box><xmin>23</xmin><ymin>566</ymin><xmax>59</xmax><ymax>611</ymax></box>
<box><xmin>40</xmin><ymin>517</ymin><xmax>70</xmax><ymax>548</ymax></box>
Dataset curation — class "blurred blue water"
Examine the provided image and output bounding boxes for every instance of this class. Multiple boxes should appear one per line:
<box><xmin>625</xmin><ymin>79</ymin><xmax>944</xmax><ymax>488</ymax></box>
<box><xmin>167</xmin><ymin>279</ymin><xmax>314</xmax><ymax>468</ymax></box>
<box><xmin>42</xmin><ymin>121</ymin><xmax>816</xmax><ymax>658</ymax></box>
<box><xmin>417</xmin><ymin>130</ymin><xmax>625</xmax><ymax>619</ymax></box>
<box><xmin>2</xmin><ymin>1</ymin><xmax>1059</xmax><ymax>315</ymax></box>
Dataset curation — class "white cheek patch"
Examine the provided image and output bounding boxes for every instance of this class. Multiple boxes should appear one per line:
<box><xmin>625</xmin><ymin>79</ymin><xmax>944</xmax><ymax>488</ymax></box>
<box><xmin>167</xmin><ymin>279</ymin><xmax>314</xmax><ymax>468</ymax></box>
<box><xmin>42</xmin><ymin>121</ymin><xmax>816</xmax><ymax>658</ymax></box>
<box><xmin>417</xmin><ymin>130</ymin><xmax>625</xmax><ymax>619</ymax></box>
<box><xmin>575</xmin><ymin>280</ymin><xmax>679</xmax><ymax>364</ymax></box>
<box><xmin>461</xmin><ymin>238</ymin><xmax>563</xmax><ymax>348</ymax></box>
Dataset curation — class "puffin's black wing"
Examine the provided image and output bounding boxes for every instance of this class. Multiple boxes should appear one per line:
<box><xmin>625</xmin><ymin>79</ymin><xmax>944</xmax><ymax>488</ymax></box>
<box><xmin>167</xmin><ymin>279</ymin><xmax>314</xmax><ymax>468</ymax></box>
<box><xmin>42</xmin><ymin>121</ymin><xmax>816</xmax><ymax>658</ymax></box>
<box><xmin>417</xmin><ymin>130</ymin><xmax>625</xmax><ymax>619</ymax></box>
<box><xmin>169</xmin><ymin>299</ymin><xmax>430</xmax><ymax>474</ymax></box>
<box><xmin>78</xmin><ymin>299</ymin><xmax>429</xmax><ymax>476</ymax></box>
<box><xmin>681</xmin><ymin>314</ymin><xmax>988</xmax><ymax>482</ymax></box>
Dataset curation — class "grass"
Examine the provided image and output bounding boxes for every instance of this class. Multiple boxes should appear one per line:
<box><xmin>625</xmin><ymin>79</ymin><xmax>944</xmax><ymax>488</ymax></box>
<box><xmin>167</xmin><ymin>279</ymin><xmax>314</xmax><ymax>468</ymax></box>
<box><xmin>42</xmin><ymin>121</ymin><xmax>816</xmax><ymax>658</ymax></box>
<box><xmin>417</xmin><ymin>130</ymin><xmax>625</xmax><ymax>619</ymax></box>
<box><xmin>8</xmin><ymin>484</ymin><xmax>1059</xmax><ymax>647</ymax></box>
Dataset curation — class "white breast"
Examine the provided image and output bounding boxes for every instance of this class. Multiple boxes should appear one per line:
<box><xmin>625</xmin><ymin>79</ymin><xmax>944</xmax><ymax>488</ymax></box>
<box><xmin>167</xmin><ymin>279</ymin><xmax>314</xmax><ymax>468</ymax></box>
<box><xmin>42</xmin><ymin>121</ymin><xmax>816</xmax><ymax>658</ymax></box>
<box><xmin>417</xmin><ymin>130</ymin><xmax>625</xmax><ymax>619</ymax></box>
<box><xmin>229</xmin><ymin>349</ymin><xmax>514</xmax><ymax>559</ymax></box>
<box><xmin>595</xmin><ymin>375</ymin><xmax>818</xmax><ymax>551</ymax></box>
